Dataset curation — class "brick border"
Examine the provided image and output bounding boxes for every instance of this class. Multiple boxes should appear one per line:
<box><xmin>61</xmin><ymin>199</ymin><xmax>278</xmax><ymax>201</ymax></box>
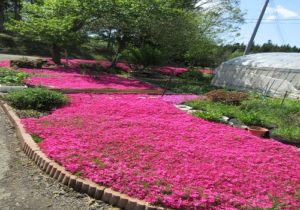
<box><xmin>0</xmin><ymin>101</ymin><xmax>164</xmax><ymax>210</ymax></box>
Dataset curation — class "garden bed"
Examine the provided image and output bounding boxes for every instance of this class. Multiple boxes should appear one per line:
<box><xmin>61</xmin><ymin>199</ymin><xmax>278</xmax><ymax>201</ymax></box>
<box><xmin>186</xmin><ymin>93</ymin><xmax>300</xmax><ymax>144</ymax></box>
<box><xmin>0</xmin><ymin>59</ymin><xmax>158</xmax><ymax>91</ymax></box>
<box><xmin>21</xmin><ymin>94</ymin><xmax>300</xmax><ymax>209</ymax></box>
<box><xmin>0</xmin><ymin>66</ymin><xmax>29</xmax><ymax>92</ymax></box>
<box><xmin>22</xmin><ymin>68</ymin><xmax>157</xmax><ymax>90</ymax></box>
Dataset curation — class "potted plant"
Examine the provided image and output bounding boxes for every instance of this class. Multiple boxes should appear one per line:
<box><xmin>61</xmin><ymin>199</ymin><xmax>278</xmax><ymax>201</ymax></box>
<box><xmin>247</xmin><ymin>126</ymin><xmax>269</xmax><ymax>138</ymax></box>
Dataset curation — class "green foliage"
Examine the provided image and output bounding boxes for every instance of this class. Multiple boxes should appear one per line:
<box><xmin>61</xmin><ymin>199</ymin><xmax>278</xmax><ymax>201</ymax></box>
<box><xmin>179</xmin><ymin>69</ymin><xmax>204</xmax><ymax>82</ymax></box>
<box><xmin>31</xmin><ymin>134</ymin><xmax>43</xmax><ymax>143</ymax></box>
<box><xmin>4</xmin><ymin>0</ymin><xmax>97</xmax><ymax>63</ymax></box>
<box><xmin>187</xmin><ymin>99</ymin><xmax>242</xmax><ymax>119</ymax></box>
<box><xmin>2</xmin><ymin>1</ymin><xmax>245</xmax><ymax>66</ymax></box>
<box><xmin>121</xmin><ymin>46</ymin><xmax>165</xmax><ymax>66</ymax></box>
<box><xmin>5</xmin><ymin>88</ymin><xmax>68</xmax><ymax>112</ymax></box>
<box><xmin>186</xmin><ymin>94</ymin><xmax>300</xmax><ymax>143</ymax></box>
<box><xmin>205</xmin><ymin>89</ymin><xmax>249</xmax><ymax>105</ymax></box>
<box><xmin>272</xmin><ymin>127</ymin><xmax>300</xmax><ymax>143</ymax></box>
<box><xmin>15</xmin><ymin>109</ymin><xmax>45</xmax><ymax>119</ymax></box>
<box><xmin>194</xmin><ymin>110</ymin><xmax>222</xmax><ymax>122</ymax></box>
<box><xmin>0</xmin><ymin>67</ymin><xmax>28</xmax><ymax>85</ymax></box>
<box><xmin>5</xmin><ymin>1</ymin><xmax>83</xmax><ymax>44</ymax></box>
<box><xmin>236</xmin><ymin>111</ymin><xmax>265</xmax><ymax>126</ymax></box>
<box><xmin>136</xmin><ymin>70</ymin><xmax>215</xmax><ymax>95</ymax></box>
<box><xmin>184</xmin><ymin>38</ymin><xmax>222</xmax><ymax>67</ymax></box>
<box><xmin>173</xmin><ymin>84</ymin><xmax>214</xmax><ymax>95</ymax></box>
<box><xmin>90</xmin><ymin>0</ymin><xmax>244</xmax><ymax>65</ymax></box>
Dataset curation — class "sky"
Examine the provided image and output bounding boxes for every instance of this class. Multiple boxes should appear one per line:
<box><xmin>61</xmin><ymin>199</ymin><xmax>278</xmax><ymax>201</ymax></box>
<box><xmin>238</xmin><ymin>0</ymin><xmax>300</xmax><ymax>47</ymax></box>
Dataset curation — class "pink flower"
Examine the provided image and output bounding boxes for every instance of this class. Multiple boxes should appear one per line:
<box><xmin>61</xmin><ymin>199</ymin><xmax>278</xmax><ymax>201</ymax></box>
<box><xmin>0</xmin><ymin>60</ymin><xmax>11</xmax><ymax>67</ymax></box>
<box><xmin>154</xmin><ymin>66</ymin><xmax>188</xmax><ymax>75</ymax></box>
<box><xmin>21</xmin><ymin>94</ymin><xmax>300</xmax><ymax>209</ymax></box>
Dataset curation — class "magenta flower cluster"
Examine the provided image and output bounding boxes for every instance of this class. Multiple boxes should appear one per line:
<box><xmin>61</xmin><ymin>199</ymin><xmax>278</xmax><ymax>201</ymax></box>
<box><xmin>0</xmin><ymin>60</ymin><xmax>10</xmax><ymax>67</ymax></box>
<box><xmin>44</xmin><ymin>58</ymin><xmax>133</xmax><ymax>72</ymax></box>
<box><xmin>154</xmin><ymin>66</ymin><xmax>214</xmax><ymax>76</ymax></box>
<box><xmin>22</xmin><ymin>94</ymin><xmax>300</xmax><ymax>209</ymax></box>
<box><xmin>154</xmin><ymin>66</ymin><xmax>188</xmax><ymax>75</ymax></box>
<box><xmin>20</xmin><ymin>67</ymin><xmax>155</xmax><ymax>90</ymax></box>
<box><xmin>160</xmin><ymin>94</ymin><xmax>203</xmax><ymax>104</ymax></box>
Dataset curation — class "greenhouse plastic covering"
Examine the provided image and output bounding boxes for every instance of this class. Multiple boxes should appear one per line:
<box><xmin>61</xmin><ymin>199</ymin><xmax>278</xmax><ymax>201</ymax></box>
<box><xmin>212</xmin><ymin>53</ymin><xmax>300</xmax><ymax>98</ymax></box>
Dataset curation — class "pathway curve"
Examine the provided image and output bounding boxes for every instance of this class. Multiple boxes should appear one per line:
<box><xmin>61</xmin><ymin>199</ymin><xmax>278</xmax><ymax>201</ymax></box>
<box><xmin>0</xmin><ymin>107</ymin><xmax>118</xmax><ymax>210</ymax></box>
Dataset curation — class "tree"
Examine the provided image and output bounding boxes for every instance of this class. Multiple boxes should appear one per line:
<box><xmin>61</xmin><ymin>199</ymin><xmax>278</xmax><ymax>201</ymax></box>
<box><xmin>5</xmin><ymin>0</ymin><xmax>96</xmax><ymax>64</ymax></box>
<box><xmin>93</xmin><ymin>0</ymin><xmax>244</xmax><ymax>65</ymax></box>
<box><xmin>0</xmin><ymin>1</ymin><xmax>5</xmax><ymax>32</ymax></box>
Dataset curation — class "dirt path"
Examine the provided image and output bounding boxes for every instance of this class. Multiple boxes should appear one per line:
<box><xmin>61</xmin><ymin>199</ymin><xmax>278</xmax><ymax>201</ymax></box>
<box><xmin>0</xmin><ymin>107</ymin><xmax>118</xmax><ymax>210</ymax></box>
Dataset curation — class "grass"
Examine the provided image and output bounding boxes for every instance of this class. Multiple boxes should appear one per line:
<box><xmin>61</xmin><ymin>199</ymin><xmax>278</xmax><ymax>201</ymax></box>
<box><xmin>186</xmin><ymin>94</ymin><xmax>300</xmax><ymax>143</ymax></box>
<box><xmin>132</xmin><ymin>70</ymin><xmax>216</xmax><ymax>95</ymax></box>
<box><xmin>31</xmin><ymin>134</ymin><xmax>43</xmax><ymax>143</ymax></box>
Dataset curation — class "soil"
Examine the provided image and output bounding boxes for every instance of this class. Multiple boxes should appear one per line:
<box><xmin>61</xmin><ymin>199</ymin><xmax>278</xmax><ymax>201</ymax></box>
<box><xmin>0</xmin><ymin>107</ymin><xmax>119</xmax><ymax>210</ymax></box>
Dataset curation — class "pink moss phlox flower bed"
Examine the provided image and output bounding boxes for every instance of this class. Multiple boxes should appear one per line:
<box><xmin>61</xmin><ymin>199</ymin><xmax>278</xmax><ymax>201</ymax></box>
<box><xmin>22</xmin><ymin>94</ymin><xmax>300</xmax><ymax>209</ymax></box>
<box><xmin>60</xmin><ymin>59</ymin><xmax>133</xmax><ymax>72</ymax></box>
<box><xmin>154</xmin><ymin>67</ymin><xmax>214</xmax><ymax>76</ymax></box>
<box><xmin>160</xmin><ymin>94</ymin><xmax>203</xmax><ymax>104</ymax></box>
<box><xmin>21</xmin><ymin>67</ymin><xmax>155</xmax><ymax>90</ymax></box>
<box><xmin>155</xmin><ymin>66</ymin><xmax>188</xmax><ymax>75</ymax></box>
<box><xmin>0</xmin><ymin>60</ymin><xmax>10</xmax><ymax>67</ymax></box>
<box><xmin>40</xmin><ymin>58</ymin><xmax>132</xmax><ymax>72</ymax></box>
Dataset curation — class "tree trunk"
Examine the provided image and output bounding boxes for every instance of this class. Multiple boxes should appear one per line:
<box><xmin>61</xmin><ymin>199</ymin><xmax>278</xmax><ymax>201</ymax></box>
<box><xmin>14</xmin><ymin>0</ymin><xmax>21</xmax><ymax>20</ymax></box>
<box><xmin>0</xmin><ymin>1</ymin><xmax>5</xmax><ymax>32</ymax></box>
<box><xmin>52</xmin><ymin>44</ymin><xmax>61</xmax><ymax>65</ymax></box>
<box><xmin>106</xmin><ymin>29</ymin><xmax>112</xmax><ymax>50</ymax></box>
<box><xmin>110</xmin><ymin>35</ymin><xmax>127</xmax><ymax>68</ymax></box>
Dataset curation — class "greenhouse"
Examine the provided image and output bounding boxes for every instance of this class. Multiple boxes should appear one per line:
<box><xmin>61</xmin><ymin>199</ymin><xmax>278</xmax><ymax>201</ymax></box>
<box><xmin>212</xmin><ymin>53</ymin><xmax>300</xmax><ymax>98</ymax></box>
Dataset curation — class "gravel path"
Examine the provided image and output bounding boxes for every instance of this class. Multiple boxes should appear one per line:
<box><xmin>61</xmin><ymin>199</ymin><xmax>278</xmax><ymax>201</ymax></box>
<box><xmin>0</xmin><ymin>107</ymin><xmax>119</xmax><ymax>210</ymax></box>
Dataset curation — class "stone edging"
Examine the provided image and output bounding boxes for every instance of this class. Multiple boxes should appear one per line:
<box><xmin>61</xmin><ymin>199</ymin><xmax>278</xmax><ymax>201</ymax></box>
<box><xmin>0</xmin><ymin>101</ymin><xmax>164</xmax><ymax>210</ymax></box>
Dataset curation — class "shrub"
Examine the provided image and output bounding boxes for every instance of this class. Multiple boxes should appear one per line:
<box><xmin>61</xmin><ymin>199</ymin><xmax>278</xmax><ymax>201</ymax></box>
<box><xmin>10</xmin><ymin>57</ymin><xmax>47</xmax><ymax>69</ymax></box>
<box><xmin>173</xmin><ymin>84</ymin><xmax>215</xmax><ymax>95</ymax></box>
<box><xmin>179</xmin><ymin>69</ymin><xmax>204</xmax><ymax>82</ymax></box>
<box><xmin>5</xmin><ymin>88</ymin><xmax>68</xmax><ymax>112</ymax></box>
<box><xmin>0</xmin><ymin>67</ymin><xmax>29</xmax><ymax>85</ymax></box>
<box><xmin>194</xmin><ymin>110</ymin><xmax>222</xmax><ymax>122</ymax></box>
<box><xmin>237</xmin><ymin>111</ymin><xmax>265</xmax><ymax>126</ymax></box>
<box><xmin>187</xmin><ymin>99</ymin><xmax>243</xmax><ymax>119</ymax></box>
<box><xmin>205</xmin><ymin>89</ymin><xmax>249</xmax><ymax>105</ymax></box>
<box><xmin>121</xmin><ymin>45</ymin><xmax>166</xmax><ymax>66</ymax></box>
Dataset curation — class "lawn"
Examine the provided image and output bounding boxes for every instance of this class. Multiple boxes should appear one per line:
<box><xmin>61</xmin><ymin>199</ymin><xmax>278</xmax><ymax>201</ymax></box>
<box><xmin>21</xmin><ymin>94</ymin><xmax>300</xmax><ymax>209</ymax></box>
<box><xmin>133</xmin><ymin>69</ymin><xmax>215</xmax><ymax>95</ymax></box>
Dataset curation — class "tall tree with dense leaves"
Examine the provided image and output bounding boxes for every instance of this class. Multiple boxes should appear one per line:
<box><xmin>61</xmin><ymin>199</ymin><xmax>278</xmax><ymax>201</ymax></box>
<box><xmin>0</xmin><ymin>0</ymin><xmax>8</xmax><ymax>31</ymax></box>
<box><xmin>89</xmin><ymin>0</ymin><xmax>244</xmax><ymax>65</ymax></box>
<box><xmin>5</xmin><ymin>0</ymin><xmax>96</xmax><ymax>64</ymax></box>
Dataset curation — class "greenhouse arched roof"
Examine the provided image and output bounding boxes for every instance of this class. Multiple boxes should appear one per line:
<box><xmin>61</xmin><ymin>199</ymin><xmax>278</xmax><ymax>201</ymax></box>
<box><xmin>212</xmin><ymin>53</ymin><xmax>300</xmax><ymax>98</ymax></box>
